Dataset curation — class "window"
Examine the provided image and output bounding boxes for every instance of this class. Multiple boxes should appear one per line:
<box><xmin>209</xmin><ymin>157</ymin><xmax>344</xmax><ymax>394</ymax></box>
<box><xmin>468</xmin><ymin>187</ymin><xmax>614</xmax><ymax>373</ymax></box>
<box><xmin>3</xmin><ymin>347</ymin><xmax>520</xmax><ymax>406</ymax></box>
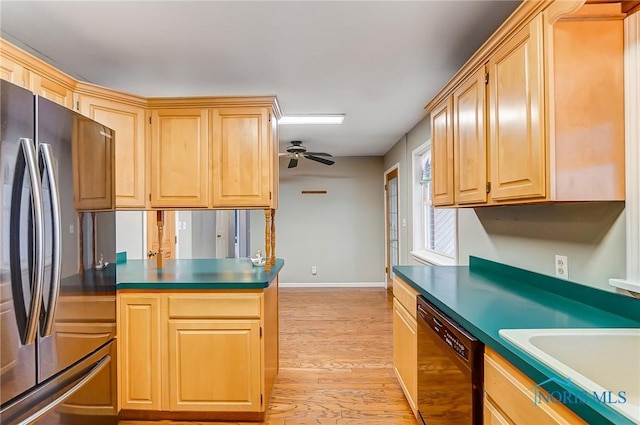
<box><xmin>411</xmin><ymin>141</ymin><xmax>457</xmax><ymax>265</ymax></box>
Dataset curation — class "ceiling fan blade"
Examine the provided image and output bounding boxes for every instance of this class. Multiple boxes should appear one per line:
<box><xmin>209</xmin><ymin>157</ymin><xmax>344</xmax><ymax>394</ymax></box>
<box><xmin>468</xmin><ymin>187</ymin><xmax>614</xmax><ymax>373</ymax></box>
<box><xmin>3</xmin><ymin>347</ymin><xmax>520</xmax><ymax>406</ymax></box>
<box><xmin>305</xmin><ymin>155</ymin><xmax>335</xmax><ymax>166</ymax></box>
<box><xmin>288</xmin><ymin>158</ymin><xmax>298</xmax><ymax>168</ymax></box>
<box><xmin>279</xmin><ymin>152</ymin><xmax>291</xmax><ymax>157</ymax></box>
<box><xmin>304</xmin><ymin>152</ymin><xmax>332</xmax><ymax>157</ymax></box>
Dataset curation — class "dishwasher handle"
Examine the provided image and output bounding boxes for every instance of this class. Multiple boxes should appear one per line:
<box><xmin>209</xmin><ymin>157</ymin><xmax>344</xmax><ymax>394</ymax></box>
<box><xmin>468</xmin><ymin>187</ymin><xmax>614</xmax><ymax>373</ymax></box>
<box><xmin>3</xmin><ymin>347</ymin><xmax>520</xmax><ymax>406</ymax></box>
<box><xmin>417</xmin><ymin>303</ymin><xmax>429</xmax><ymax>321</ymax></box>
<box><xmin>418</xmin><ymin>304</ymin><xmax>444</xmax><ymax>328</ymax></box>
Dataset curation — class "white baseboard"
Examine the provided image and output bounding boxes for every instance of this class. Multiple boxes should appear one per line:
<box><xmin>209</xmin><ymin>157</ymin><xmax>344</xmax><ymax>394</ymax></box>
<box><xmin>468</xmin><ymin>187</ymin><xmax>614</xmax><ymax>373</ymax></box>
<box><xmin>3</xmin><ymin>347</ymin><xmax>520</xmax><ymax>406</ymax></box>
<box><xmin>279</xmin><ymin>282</ymin><xmax>387</xmax><ymax>288</ymax></box>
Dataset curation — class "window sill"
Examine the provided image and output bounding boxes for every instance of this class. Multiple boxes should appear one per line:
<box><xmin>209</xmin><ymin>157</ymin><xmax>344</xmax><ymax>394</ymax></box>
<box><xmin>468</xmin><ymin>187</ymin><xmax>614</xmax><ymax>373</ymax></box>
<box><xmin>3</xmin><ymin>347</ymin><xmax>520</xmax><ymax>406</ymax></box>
<box><xmin>609</xmin><ymin>279</ymin><xmax>640</xmax><ymax>295</ymax></box>
<box><xmin>411</xmin><ymin>250</ymin><xmax>456</xmax><ymax>266</ymax></box>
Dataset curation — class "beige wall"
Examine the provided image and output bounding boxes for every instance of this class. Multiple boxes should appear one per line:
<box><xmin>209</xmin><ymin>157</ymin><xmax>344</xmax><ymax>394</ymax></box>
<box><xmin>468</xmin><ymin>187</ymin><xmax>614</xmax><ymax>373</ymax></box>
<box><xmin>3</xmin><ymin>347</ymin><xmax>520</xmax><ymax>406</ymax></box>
<box><xmin>458</xmin><ymin>203</ymin><xmax>625</xmax><ymax>292</ymax></box>
<box><xmin>251</xmin><ymin>156</ymin><xmax>385</xmax><ymax>284</ymax></box>
<box><xmin>383</xmin><ymin>115</ymin><xmax>432</xmax><ymax>266</ymax></box>
<box><xmin>383</xmin><ymin>118</ymin><xmax>627</xmax><ymax>292</ymax></box>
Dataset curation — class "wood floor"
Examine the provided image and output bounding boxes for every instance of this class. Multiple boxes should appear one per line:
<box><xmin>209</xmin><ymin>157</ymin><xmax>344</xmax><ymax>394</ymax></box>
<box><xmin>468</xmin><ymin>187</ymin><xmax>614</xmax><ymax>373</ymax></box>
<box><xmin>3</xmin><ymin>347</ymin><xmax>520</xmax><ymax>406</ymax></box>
<box><xmin>119</xmin><ymin>288</ymin><xmax>417</xmax><ymax>425</ymax></box>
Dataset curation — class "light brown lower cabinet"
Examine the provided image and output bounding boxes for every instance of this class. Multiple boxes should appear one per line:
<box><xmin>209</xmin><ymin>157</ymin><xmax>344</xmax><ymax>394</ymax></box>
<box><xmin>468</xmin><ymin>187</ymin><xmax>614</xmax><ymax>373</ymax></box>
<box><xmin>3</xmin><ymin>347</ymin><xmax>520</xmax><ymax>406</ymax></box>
<box><xmin>392</xmin><ymin>276</ymin><xmax>419</xmax><ymax>417</ymax></box>
<box><xmin>118</xmin><ymin>295</ymin><xmax>163</xmax><ymax>411</ymax></box>
<box><xmin>484</xmin><ymin>397</ymin><xmax>511</xmax><ymax>425</ymax></box>
<box><xmin>484</xmin><ymin>348</ymin><xmax>586</xmax><ymax>425</ymax></box>
<box><xmin>117</xmin><ymin>280</ymin><xmax>278</xmax><ymax>419</ymax></box>
<box><xmin>168</xmin><ymin>320</ymin><xmax>261</xmax><ymax>412</ymax></box>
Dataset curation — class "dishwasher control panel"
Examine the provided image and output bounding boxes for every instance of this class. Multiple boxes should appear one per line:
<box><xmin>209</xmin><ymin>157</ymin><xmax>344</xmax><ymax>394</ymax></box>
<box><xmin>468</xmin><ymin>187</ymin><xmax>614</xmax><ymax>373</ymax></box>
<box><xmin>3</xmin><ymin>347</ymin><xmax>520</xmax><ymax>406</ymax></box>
<box><xmin>443</xmin><ymin>328</ymin><xmax>469</xmax><ymax>360</ymax></box>
<box><xmin>418</xmin><ymin>300</ymin><xmax>476</xmax><ymax>363</ymax></box>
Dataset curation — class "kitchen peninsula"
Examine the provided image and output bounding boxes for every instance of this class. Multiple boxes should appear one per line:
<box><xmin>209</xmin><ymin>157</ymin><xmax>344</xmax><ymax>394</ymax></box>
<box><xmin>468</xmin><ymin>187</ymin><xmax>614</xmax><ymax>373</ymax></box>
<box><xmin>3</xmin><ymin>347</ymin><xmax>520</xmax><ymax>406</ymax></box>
<box><xmin>116</xmin><ymin>258</ymin><xmax>283</xmax><ymax>421</ymax></box>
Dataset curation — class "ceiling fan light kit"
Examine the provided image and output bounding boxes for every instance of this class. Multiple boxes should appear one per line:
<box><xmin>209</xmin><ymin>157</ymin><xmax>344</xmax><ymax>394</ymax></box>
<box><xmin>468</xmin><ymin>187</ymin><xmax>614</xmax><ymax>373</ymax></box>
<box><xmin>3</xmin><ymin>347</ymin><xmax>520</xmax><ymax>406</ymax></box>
<box><xmin>280</xmin><ymin>140</ymin><xmax>335</xmax><ymax>168</ymax></box>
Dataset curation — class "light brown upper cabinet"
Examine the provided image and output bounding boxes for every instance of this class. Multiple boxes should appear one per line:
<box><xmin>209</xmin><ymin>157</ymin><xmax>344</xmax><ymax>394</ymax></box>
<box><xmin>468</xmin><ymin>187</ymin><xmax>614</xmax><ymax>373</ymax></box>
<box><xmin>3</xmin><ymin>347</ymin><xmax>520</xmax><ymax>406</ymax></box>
<box><xmin>0</xmin><ymin>53</ymin><xmax>30</xmax><ymax>89</ymax></box>
<box><xmin>32</xmin><ymin>72</ymin><xmax>74</xmax><ymax>110</ymax></box>
<box><xmin>211</xmin><ymin>107</ymin><xmax>275</xmax><ymax>208</ymax></box>
<box><xmin>453</xmin><ymin>66</ymin><xmax>487</xmax><ymax>205</ymax></box>
<box><xmin>430</xmin><ymin>98</ymin><xmax>454</xmax><ymax>206</ymax></box>
<box><xmin>1</xmin><ymin>39</ymin><xmax>282</xmax><ymax>211</ymax></box>
<box><xmin>0</xmin><ymin>39</ymin><xmax>74</xmax><ymax>109</ymax></box>
<box><xmin>425</xmin><ymin>1</ymin><xmax>626</xmax><ymax>207</ymax></box>
<box><xmin>150</xmin><ymin>108</ymin><xmax>210</xmax><ymax>208</ymax></box>
<box><xmin>72</xmin><ymin>115</ymin><xmax>115</xmax><ymax>210</ymax></box>
<box><xmin>488</xmin><ymin>14</ymin><xmax>545</xmax><ymax>202</ymax></box>
<box><xmin>77</xmin><ymin>87</ymin><xmax>148</xmax><ymax>209</ymax></box>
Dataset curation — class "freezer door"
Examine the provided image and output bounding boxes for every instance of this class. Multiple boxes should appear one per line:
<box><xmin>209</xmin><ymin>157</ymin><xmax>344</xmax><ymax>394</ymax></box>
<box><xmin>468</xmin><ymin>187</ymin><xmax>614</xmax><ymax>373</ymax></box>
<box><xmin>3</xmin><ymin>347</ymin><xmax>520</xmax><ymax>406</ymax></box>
<box><xmin>0</xmin><ymin>340</ymin><xmax>117</xmax><ymax>425</ymax></box>
<box><xmin>1</xmin><ymin>80</ymin><xmax>40</xmax><ymax>406</ymax></box>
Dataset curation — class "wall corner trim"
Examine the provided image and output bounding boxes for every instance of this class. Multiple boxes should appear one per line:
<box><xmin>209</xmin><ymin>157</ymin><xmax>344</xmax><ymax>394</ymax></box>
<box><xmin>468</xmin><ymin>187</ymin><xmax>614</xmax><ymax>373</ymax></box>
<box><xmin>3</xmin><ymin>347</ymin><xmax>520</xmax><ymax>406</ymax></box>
<box><xmin>610</xmin><ymin>13</ymin><xmax>640</xmax><ymax>293</ymax></box>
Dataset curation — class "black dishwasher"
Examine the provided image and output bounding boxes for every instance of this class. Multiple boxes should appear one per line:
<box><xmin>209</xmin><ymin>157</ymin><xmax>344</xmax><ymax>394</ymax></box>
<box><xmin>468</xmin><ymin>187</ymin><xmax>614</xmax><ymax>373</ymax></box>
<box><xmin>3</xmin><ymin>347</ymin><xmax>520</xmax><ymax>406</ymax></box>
<box><xmin>417</xmin><ymin>296</ymin><xmax>484</xmax><ymax>425</ymax></box>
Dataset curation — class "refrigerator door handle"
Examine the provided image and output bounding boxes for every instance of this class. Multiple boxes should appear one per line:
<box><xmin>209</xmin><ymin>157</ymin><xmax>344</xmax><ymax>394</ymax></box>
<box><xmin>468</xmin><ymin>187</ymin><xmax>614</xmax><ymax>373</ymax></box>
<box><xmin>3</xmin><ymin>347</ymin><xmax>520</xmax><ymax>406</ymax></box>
<box><xmin>20</xmin><ymin>138</ymin><xmax>45</xmax><ymax>345</ymax></box>
<box><xmin>15</xmin><ymin>355</ymin><xmax>111</xmax><ymax>425</ymax></box>
<box><xmin>39</xmin><ymin>143</ymin><xmax>62</xmax><ymax>336</ymax></box>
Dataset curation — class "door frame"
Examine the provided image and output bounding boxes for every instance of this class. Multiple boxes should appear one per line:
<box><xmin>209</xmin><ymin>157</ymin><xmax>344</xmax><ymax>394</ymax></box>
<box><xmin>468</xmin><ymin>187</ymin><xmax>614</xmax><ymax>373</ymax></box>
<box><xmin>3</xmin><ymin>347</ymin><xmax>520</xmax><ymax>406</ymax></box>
<box><xmin>384</xmin><ymin>163</ymin><xmax>400</xmax><ymax>291</ymax></box>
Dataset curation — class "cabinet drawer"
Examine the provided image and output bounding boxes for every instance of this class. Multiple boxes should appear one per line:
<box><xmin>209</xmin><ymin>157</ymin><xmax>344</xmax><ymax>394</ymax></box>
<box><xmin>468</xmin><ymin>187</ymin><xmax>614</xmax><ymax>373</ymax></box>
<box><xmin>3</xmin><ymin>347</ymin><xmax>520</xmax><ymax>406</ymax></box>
<box><xmin>484</xmin><ymin>398</ymin><xmax>511</xmax><ymax>425</ymax></box>
<box><xmin>393</xmin><ymin>276</ymin><xmax>419</xmax><ymax>319</ymax></box>
<box><xmin>484</xmin><ymin>348</ymin><xmax>586</xmax><ymax>425</ymax></box>
<box><xmin>392</xmin><ymin>298</ymin><xmax>417</xmax><ymax>415</ymax></box>
<box><xmin>168</xmin><ymin>293</ymin><xmax>261</xmax><ymax>319</ymax></box>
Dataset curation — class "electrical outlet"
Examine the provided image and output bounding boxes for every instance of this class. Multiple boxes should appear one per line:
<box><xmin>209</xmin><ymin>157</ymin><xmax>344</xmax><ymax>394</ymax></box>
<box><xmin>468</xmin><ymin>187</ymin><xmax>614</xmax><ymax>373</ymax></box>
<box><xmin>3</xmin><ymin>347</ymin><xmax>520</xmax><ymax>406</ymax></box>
<box><xmin>311</xmin><ymin>266</ymin><xmax>317</xmax><ymax>275</ymax></box>
<box><xmin>555</xmin><ymin>255</ymin><xmax>569</xmax><ymax>280</ymax></box>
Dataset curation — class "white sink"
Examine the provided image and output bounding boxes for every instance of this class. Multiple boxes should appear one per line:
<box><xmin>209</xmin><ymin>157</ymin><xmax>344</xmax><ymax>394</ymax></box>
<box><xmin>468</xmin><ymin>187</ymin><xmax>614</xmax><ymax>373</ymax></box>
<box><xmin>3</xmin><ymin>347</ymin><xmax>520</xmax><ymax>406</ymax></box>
<box><xmin>499</xmin><ymin>328</ymin><xmax>640</xmax><ymax>423</ymax></box>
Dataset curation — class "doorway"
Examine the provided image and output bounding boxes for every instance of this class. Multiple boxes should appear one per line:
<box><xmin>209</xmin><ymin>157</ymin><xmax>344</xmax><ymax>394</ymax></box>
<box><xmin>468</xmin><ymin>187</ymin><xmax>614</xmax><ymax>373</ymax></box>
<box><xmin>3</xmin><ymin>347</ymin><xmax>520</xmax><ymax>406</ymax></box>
<box><xmin>146</xmin><ymin>211</ymin><xmax>176</xmax><ymax>260</ymax></box>
<box><xmin>385</xmin><ymin>167</ymin><xmax>399</xmax><ymax>292</ymax></box>
<box><xmin>215</xmin><ymin>210</ymin><xmax>232</xmax><ymax>258</ymax></box>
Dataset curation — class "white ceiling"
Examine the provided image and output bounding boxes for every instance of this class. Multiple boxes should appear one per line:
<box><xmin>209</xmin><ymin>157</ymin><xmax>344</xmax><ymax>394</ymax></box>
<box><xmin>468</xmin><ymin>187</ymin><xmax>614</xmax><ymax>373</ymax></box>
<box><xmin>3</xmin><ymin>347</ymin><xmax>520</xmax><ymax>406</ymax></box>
<box><xmin>0</xmin><ymin>0</ymin><xmax>520</xmax><ymax>157</ymax></box>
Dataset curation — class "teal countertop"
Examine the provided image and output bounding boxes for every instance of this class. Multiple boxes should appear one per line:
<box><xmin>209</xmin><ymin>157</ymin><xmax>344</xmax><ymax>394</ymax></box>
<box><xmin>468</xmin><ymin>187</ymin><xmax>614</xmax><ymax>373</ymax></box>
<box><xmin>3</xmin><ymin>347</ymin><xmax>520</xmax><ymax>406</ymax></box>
<box><xmin>393</xmin><ymin>257</ymin><xmax>640</xmax><ymax>425</ymax></box>
<box><xmin>117</xmin><ymin>258</ymin><xmax>284</xmax><ymax>290</ymax></box>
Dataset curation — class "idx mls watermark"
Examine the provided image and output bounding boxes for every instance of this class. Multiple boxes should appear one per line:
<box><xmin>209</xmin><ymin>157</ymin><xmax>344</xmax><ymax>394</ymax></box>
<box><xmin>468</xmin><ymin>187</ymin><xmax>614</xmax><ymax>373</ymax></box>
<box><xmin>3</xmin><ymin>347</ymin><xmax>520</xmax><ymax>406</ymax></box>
<box><xmin>531</xmin><ymin>377</ymin><xmax>627</xmax><ymax>406</ymax></box>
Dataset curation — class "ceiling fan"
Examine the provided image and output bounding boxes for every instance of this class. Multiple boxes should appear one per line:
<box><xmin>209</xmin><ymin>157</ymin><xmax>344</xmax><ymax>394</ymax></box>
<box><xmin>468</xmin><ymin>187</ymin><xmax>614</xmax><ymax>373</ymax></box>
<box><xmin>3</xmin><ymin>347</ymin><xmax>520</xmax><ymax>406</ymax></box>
<box><xmin>279</xmin><ymin>141</ymin><xmax>335</xmax><ymax>168</ymax></box>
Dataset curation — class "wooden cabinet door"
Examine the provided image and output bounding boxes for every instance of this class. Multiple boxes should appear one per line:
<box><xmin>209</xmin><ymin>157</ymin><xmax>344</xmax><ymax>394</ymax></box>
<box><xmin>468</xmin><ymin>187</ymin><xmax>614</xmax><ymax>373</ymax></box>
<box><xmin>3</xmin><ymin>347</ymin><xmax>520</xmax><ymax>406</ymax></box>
<box><xmin>32</xmin><ymin>73</ymin><xmax>73</xmax><ymax>109</ymax></box>
<box><xmin>392</xmin><ymin>298</ymin><xmax>417</xmax><ymax>415</ymax></box>
<box><xmin>488</xmin><ymin>15</ymin><xmax>546</xmax><ymax>202</ymax></box>
<box><xmin>168</xmin><ymin>320</ymin><xmax>262</xmax><ymax>412</ymax></box>
<box><xmin>80</xmin><ymin>95</ymin><xmax>147</xmax><ymax>208</ymax></box>
<box><xmin>211</xmin><ymin>107</ymin><xmax>271</xmax><ymax>207</ymax></box>
<box><xmin>430</xmin><ymin>98</ymin><xmax>454</xmax><ymax>206</ymax></box>
<box><xmin>150</xmin><ymin>108</ymin><xmax>209</xmax><ymax>208</ymax></box>
<box><xmin>454</xmin><ymin>67</ymin><xmax>487</xmax><ymax>205</ymax></box>
<box><xmin>0</xmin><ymin>55</ymin><xmax>29</xmax><ymax>89</ymax></box>
<box><xmin>72</xmin><ymin>115</ymin><xmax>114</xmax><ymax>210</ymax></box>
<box><xmin>117</xmin><ymin>294</ymin><xmax>163</xmax><ymax>411</ymax></box>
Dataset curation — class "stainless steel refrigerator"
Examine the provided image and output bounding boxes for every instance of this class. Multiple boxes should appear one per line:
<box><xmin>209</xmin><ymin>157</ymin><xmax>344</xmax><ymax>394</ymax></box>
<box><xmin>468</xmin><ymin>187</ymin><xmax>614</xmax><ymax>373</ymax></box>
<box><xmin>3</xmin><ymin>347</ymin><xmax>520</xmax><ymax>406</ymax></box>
<box><xmin>1</xmin><ymin>80</ymin><xmax>117</xmax><ymax>424</ymax></box>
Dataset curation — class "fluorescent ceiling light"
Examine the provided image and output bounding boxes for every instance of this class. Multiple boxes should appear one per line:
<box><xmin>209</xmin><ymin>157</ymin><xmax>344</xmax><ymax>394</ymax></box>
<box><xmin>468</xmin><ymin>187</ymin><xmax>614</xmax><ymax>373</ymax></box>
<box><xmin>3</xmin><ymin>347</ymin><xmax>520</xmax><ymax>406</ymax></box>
<box><xmin>279</xmin><ymin>115</ymin><xmax>345</xmax><ymax>125</ymax></box>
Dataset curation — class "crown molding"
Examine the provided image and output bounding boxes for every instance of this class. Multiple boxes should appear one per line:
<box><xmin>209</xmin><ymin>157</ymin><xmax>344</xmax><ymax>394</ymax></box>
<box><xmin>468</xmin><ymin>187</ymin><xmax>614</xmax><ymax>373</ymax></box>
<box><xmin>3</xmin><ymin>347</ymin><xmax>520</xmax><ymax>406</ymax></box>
<box><xmin>1</xmin><ymin>38</ymin><xmax>280</xmax><ymax>113</ymax></box>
